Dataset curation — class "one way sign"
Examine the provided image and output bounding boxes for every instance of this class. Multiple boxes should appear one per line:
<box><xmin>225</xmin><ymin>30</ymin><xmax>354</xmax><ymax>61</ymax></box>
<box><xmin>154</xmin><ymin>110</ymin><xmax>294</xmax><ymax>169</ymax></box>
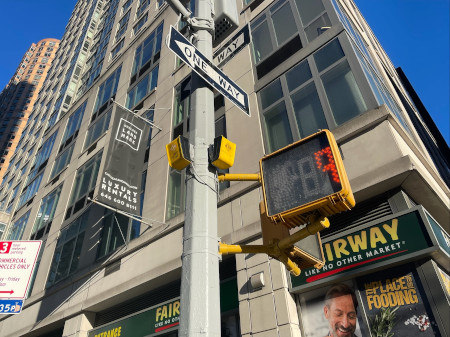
<box><xmin>167</xmin><ymin>26</ymin><xmax>250</xmax><ymax>116</ymax></box>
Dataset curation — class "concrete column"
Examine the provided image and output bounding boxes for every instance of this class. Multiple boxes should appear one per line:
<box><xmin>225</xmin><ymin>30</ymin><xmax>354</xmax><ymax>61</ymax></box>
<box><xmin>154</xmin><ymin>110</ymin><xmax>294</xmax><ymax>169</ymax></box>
<box><xmin>237</xmin><ymin>238</ymin><xmax>301</xmax><ymax>337</ymax></box>
<box><xmin>62</xmin><ymin>312</ymin><xmax>95</xmax><ymax>337</ymax></box>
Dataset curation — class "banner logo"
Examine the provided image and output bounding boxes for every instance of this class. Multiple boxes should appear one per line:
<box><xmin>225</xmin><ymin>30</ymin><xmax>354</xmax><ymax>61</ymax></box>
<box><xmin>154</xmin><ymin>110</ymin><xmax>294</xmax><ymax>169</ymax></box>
<box><xmin>115</xmin><ymin>118</ymin><xmax>143</xmax><ymax>151</ymax></box>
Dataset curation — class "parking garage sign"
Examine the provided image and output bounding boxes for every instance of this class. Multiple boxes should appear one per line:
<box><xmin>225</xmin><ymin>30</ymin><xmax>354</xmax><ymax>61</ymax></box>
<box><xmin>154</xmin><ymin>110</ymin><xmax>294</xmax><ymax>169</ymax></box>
<box><xmin>0</xmin><ymin>241</ymin><xmax>41</xmax><ymax>300</ymax></box>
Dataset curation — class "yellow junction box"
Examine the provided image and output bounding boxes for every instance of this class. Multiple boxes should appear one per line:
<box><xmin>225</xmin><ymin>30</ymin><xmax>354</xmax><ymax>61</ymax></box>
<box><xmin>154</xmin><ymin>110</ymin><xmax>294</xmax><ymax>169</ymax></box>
<box><xmin>211</xmin><ymin>136</ymin><xmax>236</xmax><ymax>170</ymax></box>
<box><xmin>166</xmin><ymin>136</ymin><xmax>191</xmax><ymax>170</ymax></box>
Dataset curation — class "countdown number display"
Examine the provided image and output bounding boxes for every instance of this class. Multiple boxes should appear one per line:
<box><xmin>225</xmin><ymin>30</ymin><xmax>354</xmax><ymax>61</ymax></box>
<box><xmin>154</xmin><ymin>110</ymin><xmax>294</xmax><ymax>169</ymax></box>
<box><xmin>260</xmin><ymin>130</ymin><xmax>353</xmax><ymax>226</ymax></box>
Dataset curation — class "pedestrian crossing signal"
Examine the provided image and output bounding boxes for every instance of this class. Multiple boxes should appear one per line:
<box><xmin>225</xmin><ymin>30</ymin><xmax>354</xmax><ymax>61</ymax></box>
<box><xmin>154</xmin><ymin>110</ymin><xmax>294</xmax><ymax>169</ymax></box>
<box><xmin>260</xmin><ymin>130</ymin><xmax>354</xmax><ymax>228</ymax></box>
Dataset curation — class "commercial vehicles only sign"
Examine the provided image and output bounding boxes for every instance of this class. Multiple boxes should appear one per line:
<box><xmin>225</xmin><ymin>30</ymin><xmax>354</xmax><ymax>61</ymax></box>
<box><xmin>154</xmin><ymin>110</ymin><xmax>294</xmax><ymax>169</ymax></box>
<box><xmin>0</xmin><ymin>241</ymin><xmax>41</xmax><ymax>299</ymax></box>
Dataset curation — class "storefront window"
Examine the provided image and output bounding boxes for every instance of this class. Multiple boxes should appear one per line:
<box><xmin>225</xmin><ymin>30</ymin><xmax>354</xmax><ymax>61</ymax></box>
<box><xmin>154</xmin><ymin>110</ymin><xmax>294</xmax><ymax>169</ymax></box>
<box><xmin>293</xmin><ymin>208</ymin><xmax>446</xmax><ymax>337</ymax></box>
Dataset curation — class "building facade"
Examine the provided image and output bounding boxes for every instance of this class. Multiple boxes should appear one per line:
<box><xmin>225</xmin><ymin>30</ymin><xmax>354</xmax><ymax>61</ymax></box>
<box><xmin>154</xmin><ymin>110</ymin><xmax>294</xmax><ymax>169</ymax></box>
<box><xmin>0</xmin><ymin>38</ymin><xmax>59</xmax><ymax>238</ymax></box>
<box><xmin>0</xmin><ymin>0</ymin><xmax>448</xmax><ymax>337</ymax></box>
<box><xmin>0</xmin><ymin>38</ymin><xmax>59</xmax><ymax>196</ymax></box>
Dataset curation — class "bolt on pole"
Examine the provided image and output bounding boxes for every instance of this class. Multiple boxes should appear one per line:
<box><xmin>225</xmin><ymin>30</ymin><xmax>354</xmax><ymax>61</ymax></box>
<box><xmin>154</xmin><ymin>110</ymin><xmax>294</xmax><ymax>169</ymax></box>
<box><xmin>178</xmin><ymin>0</ymin><xmax>221</xmax><ymax>336</ymax></box>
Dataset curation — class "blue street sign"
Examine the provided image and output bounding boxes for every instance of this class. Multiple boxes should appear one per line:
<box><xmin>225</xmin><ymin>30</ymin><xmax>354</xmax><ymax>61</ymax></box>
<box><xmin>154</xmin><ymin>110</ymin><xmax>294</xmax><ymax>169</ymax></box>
<box><xmin>167</xmin><ymin>26</ymin><xmax>250</xmax><ymax>116</ymax></box>
<box><xmin>0</xmin><ymin>299</ymin><xmax>24</xmax><ymax>314</ymax></box>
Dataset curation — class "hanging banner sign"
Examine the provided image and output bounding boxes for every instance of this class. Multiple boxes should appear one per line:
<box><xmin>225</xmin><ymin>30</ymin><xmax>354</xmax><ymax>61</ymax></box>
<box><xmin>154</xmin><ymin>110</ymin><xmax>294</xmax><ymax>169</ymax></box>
<box><xmin>291</xmin><ymin>209</ymin><xmax>436</xmax><ymax>291</ymax></box>
<box><xmin>96</xmin><ymin>105</ymin><xmax>149</xmax><ymax>216</ymax></box>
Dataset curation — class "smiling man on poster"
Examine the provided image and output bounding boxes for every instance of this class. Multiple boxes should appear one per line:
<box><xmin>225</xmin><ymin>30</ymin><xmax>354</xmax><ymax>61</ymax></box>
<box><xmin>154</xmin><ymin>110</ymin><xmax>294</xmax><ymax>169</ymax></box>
<box><xmin>323</xmin><ymin>284</ymin><xmax>359</xmax><ymax>337</ymax></box>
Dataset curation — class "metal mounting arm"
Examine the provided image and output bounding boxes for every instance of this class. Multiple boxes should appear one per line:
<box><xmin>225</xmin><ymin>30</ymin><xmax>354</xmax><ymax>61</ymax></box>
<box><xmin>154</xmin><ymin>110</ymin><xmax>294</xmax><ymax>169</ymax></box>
<box><xmin>217</xmin><ymin>173</ymin><xmax>261</xmax><ymax>182</ymax></box>
<box><xmin>219</xmin><ymin>214</ymin><xmax>329</xmax><ymax>277</ymax></box>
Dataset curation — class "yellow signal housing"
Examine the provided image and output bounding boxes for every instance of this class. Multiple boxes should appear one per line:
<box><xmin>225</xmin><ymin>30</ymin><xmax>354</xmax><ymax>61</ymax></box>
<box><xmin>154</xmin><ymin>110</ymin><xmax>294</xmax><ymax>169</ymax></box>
<box><xmin>210</xmin><ymin>136</ymin><xmax>236</xmax><ymax>170</ymax></box>
<box><xmin>260</xmin><ymin>129</ymin><xmax>355</xmax><ymax>229</ymax></box>
<box><xmin>166</xmin><ymin>136</ymin><xmax>191</xmax><ymax>170</ymax></box>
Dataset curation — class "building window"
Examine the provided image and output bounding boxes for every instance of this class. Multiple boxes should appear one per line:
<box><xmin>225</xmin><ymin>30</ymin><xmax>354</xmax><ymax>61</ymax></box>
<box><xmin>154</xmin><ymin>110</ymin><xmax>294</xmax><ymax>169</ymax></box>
<box><xmin>6</xmin><ymin>184</ymin><xmax>20</xmax><ymax>213</ymax></box>
<box><xmin>93</xmin><ymin>65</ymin><xmax>122</xmax><ymax>116</ymax></box>
<box><xmin>116</xmin><ymin>9</ymin><xmax>130</xmax><ymax>40</ymax></box>
<box><xmin>157</xmin><ymin>0</ymin><xmax>165</xmax><ymax>9</ymax></box>
<box><xmin>130</xmin><ymin>23</ymin><xmax>163</xmax><ymax>85</ymax></box>
<box><xmin>60</xmin><ymin>101</ymin><xmax>86</xmax><ymax>152</ymax></box>
<box><xmin>133</xmin><ymin>13</ymin><xmax>148</xmax><ymax>35</ymax></box>
<box><xmin>111</xmin><ymin>39</ymin><xmax>125</xmax><ymax>59</ymax></box>
<box><xmin>47</xmin><ymin>211</ymin><xmax>88</xmax><ymax>287</ymax></box>
<box><xmin>250</xmin><ymin>0</ymin><xmax>332</xmax><ymax>78</ymax></box>
<box><xmin>84</xmin><ymin>109</ymin><xmax>112</xmax><ymax>150</ymax></box>
<box><xmin>122</xmin><ymin>0</ymin><xmax>132</xmax><ymax>13</ymax></box>
<box><xmin>31</xmin><ymin>184</ymin><xmax>63</xmax><ymax>240</ymax></box>
<box><xmin>28</xmin><ymin>131</ymin><xmax>58</xmax><ymax>182</ymax></box>
<box><xmin>97</xmin><ymin>207</ymin><xmax>140</xmax><ymax>258</ymax></box>
<box><xmin>258</xmin><ymin>37</ymin><xmax>367</xmax><ymax>153</ymax></box>
<box><xmin>251</xmin><ymin>0</ymin><xmax>301</xmax><ymax>64</ymax></box>
<box><xmin>136</xmin><ymin>0</ymin><xmax>150</xmax><ymax>17</ymax></box>
<box><xmin>66</xmin><ymin>151</ymin><xmax>103</xmax><ymax>219</ymax></box>
<box><xmin>126</xmin><ymin>65</ymin><xmax>159</xmax><ymax>109</ymax></box>
<box><xmin>166</xmin><ymin>77</ymin><xmax>228</xmax><ymax>220</ymax></box>
<box><xmin>18</xmin><ymin>171</ymin><xmax>44</xmax><ymax>208</ymax></box>
<box><xmin>5</xmin><ymin>211</ymin><xmax>30</xmax><ymax>240</ymax></box>
<box><xmin>50</xmin><ymin>143</ymin><xmax>75</xmax><ymax>180</ymax></box>
<box><xmin>19</xmin><ymin>164</ymin><xmax>28</xmax><ymax>181</ymax></box>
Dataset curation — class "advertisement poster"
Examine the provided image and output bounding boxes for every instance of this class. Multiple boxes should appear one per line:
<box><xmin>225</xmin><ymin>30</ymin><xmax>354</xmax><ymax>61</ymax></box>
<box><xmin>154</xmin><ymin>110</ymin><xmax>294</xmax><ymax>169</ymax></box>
<box><xmin>298</xmin><ymin>282</ymin><xmax>365</xmax><ymax>337</ymax></box>
<box><xmin>97</xmin><ymin>105</ymin><xmax>150</xmax><ymax>216</ymax></box>
<box><xmin>357</xmin><ymin>266</ymin><xmax>439</xmax><ymax>336</ymax></box>
<box><xmin>437</xmin><ymin>266</ymin><xmax>450</xmax><ymax>297</ymax></box>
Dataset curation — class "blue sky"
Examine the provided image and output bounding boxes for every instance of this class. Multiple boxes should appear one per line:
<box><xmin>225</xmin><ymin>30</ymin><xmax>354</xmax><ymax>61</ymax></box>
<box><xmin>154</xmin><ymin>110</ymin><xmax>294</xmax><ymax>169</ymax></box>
<box><xmin>0</xmin><ymin>0</ymin><xmax>448</xmax><ymax>143</ymax></box>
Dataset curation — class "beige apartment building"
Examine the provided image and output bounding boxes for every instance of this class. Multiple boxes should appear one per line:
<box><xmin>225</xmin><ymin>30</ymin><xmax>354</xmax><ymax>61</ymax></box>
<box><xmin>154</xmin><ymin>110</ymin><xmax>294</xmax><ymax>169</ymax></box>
<box><xmin>0</xmin><ymin>0</ymin><xmax>448</xmax><ymax>336</ymax></box>
<box><xmin>0</xmin><ymin>38</ymin><xmax>59</xmax><ymax>185</ymax></box>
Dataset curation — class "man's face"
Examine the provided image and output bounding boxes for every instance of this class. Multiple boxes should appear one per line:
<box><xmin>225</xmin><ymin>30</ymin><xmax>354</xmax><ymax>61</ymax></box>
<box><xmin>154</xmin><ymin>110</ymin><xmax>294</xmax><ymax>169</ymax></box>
<box><xmin>323</xmin><ymin>294</ymin><xmax>357</xmax><ymax>337</ymax></box>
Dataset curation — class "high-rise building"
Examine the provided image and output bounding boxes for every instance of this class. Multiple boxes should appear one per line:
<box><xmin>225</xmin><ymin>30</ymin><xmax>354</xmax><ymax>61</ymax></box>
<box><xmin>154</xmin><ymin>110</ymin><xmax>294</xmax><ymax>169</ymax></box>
<box><xmin>0</xmin><ymin>38</ymin><xmax>59</xmax><ymax>183</ymax></box>
<box><xmin>0</xmin><ymin>0</ymin><xmax>448</xmax><ymax>337</ymax></box>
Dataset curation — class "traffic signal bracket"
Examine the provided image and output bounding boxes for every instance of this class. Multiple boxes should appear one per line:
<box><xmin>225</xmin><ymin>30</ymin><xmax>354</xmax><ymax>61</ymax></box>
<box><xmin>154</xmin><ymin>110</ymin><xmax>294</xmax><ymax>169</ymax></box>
<box><xmin>217</xmin><ymin>173</ymin><xmax>260</xmax><ymax>182</ymax></box>
<box><xmin>219</xmin><ymin>204</ymin><xmax>329</xmax><ymax>276</ymax></box>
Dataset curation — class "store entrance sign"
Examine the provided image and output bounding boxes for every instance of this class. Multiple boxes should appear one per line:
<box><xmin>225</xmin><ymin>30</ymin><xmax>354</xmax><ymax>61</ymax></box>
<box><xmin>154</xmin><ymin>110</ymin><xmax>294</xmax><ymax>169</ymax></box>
<box><xmin>291</xmin><ymin>209</ymin><xmax>435</xmax><ymax>291</ymax></box>
<box><xmin>88</xmin><ymin>298</ymin><xmax>180</xmax><ymax>337</ymax></box>
<box><xmin>0</xmin><ymin>241</ymin><xmax>41</xmax><ymax>299</ymax></box>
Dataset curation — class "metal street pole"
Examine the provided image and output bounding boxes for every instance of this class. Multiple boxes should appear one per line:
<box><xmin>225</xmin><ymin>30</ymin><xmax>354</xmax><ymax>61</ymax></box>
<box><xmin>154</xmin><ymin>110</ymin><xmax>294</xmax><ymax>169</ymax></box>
<box><xmin>179</xmin><ymin>0</ymin><xmax>221</xmax><ymax>336</ymax></box>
